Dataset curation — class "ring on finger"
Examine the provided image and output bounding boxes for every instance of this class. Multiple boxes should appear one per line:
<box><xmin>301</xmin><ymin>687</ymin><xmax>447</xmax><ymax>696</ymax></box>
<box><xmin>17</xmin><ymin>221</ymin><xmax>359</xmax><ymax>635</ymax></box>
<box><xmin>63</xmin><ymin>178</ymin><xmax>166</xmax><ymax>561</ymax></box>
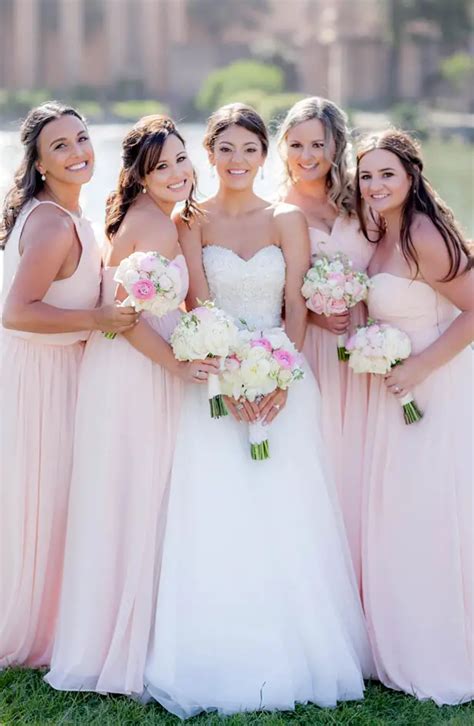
<box><xmin>394</xmin><ymin>385</ymin><xmax>401</xmax><ymax>393</ymax></box>
<box><xmin>273</xmin><ymin>403</ymin><xmax>281</xmax><ymax>410</ymax></box>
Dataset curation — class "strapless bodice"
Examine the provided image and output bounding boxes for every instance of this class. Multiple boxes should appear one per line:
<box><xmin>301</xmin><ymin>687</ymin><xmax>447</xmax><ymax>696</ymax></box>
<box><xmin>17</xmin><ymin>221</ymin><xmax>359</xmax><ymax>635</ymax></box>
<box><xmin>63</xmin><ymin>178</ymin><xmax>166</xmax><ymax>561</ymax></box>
<box><xmin>368</xmin><ymin>273</ymin><xmax>459</xmax><ymax>352</ymax></box>
<box><xmin>203</xmin><ymin>244</ymin><xmax>285</xmax><ymax>329</ymax></box>
<box><xmin>309</xmin><ymin>216</ymin><xmax>374</xmax><ymax>272</ymax></box>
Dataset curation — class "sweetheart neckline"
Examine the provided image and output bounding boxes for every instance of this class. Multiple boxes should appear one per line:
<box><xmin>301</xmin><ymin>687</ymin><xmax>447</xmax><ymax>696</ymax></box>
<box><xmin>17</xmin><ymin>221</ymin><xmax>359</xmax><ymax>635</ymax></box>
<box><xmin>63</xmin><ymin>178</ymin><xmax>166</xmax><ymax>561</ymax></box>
<box><xmin>202</xmin><ymin>244</ymin><xmax>281</xmax><ymax>263</ymax></box>
<box><xmin>370</xmin><ymin>271</ymin><xmax>431</xmax><ymax>288</ymax></box>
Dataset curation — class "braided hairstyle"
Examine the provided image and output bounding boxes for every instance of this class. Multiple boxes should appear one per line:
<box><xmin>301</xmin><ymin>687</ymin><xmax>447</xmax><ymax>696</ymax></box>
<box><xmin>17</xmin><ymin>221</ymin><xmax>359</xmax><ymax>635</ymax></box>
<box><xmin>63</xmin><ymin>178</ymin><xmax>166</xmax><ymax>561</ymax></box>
<box><xmin>355</xmin><ymin>129</ymin><xmax>472</xmax><ymax>281</ymax></box>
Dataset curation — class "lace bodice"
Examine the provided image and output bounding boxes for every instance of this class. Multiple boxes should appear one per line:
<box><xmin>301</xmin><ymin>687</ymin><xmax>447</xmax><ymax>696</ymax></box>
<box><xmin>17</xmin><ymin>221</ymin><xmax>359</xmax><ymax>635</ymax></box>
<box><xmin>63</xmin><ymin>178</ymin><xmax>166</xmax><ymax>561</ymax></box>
<box><xmin>203</xmin><ymin>244</ymin><xmax>285</xmax><ymax>329</ymax></box>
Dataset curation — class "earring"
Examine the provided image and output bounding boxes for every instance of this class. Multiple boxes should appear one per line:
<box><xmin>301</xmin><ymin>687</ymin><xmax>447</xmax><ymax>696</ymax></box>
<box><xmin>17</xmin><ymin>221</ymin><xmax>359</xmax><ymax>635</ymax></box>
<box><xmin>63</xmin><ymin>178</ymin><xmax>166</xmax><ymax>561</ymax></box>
<box><xmin>142</xmin><ymin>186</ymin><xmax>147</xmax><ymax>194</ymax></box>
<box><xmin>260</xmin><ymin>167</ymin><xmax>264</xmax><ymax>180</ymax></box>
<box><xmin>41</xmin><ymin>173</ymin><xmax>46</xmax><ymax>181</ymax></box>
<box><xmin>209</xmin><ymin>165</ymin><xmax>215</xmax><ymax>178</ymax></box>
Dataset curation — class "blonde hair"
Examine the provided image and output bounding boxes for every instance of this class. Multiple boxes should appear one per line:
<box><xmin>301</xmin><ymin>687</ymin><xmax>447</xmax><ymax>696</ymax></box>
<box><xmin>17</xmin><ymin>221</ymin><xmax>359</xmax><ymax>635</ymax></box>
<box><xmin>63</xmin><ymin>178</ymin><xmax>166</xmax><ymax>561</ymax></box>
<box><xmin>277</xmin><ymin>96</ymin><xmax>353</xmax><ymax>215</ymax></box>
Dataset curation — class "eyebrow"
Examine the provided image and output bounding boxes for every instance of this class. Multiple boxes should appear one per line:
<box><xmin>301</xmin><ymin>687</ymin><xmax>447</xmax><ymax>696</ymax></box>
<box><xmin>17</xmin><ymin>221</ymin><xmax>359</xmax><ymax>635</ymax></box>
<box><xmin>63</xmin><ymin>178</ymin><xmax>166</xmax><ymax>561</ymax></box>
<box><xmin>360</xmin><ymin>167</ymin><xmax>396</xmax><ymax>173</ymax></box>
<box><xmin>289</xmin><ymin>138</ymin><xmax>325</xmax><ymax>143</ymax></box>
<box><xmin>156</xmin><ymin>151</ymin><xmax>186</xmax><ymax>164</ymax></box>
<box><xmin>217</xmin><ymin>141</ymin><xmax>258</xmax><ymax>147</ymax></box>
<box><xmin>49</xmin><ymin>131</ymin><xmax>86</xmax><ymax>148</ymax></box>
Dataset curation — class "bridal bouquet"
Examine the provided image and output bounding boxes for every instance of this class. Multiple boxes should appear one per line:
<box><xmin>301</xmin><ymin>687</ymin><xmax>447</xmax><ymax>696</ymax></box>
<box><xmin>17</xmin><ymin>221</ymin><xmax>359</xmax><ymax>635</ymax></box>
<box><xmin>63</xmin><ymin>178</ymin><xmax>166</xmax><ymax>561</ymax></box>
<box><xmin>171</xmin><ymin>300</ymin><xmax>239</xmax><ymax>418</ymax></box>
<box><xmin>346</xmin><ymin>319</ymin><xmax>423</xmax><ymax>424</ymax></box>
<box><xmin>301</xmin><ymin>252</ymin><xmax>371</xmax><ymax>360</ymax></box>
<box><xmin>104</xmin><ymin>250</ymin><xmax>184</xmax><ymax>339</ymax></box>
<box><xmin>220</xmin><ymin>328</ymin><xmax>304</xmax><ymax>460</ymax></box>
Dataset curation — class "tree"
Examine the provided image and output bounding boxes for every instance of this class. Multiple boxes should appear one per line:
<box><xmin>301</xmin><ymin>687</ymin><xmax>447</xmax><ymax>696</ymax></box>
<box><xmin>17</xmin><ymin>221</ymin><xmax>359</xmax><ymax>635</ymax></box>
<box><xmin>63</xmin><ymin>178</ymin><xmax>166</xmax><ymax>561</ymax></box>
<box><xmin>196</xmin><ymin>60</ymin><xmax>284</xmax><ymax>114</ymax></box>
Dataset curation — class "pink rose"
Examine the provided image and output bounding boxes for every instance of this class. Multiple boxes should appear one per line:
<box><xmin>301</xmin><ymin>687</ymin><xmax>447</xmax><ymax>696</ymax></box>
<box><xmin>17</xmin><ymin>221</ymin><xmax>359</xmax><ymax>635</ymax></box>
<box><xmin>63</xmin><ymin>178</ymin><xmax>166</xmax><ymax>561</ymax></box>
<box><xmin>328</xmin><ymin>272</ymin><xmax>346</xmax><ymax>286</ymax></box>
<box><xmin>132</xmin><ymin>279</ymin><xmax>155</xmax><ymax>300</ymax></box>
<box><xmin>309</xmin><ymin>292</ymin><xmax>325</xmax><ymax>314</ymax></box>
<box><xmin>251</xmin><ymin>337</ymin><xmax>272</xmax><ymax>352</ymax></box>
<box><xmin>328</xmin><ymin>298</ymin><xmax>347</xmax><ymax>315</ymax></box>
<box><xmin>273</xmin><ymin>348</ymin><xmax>296</xmax><ymax>369</ymax></box>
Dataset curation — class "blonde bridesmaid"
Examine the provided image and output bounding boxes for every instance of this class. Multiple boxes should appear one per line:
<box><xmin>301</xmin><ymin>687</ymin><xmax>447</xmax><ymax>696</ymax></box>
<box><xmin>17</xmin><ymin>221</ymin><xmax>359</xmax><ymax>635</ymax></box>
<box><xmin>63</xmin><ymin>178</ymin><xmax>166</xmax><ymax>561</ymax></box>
<box><xmin>357</xmin><ymin>129</ymin><xmax>473</xmax><ymax>704</ymax></box>
<box><xmin>0</xmin><ymin>102</ymin><xmax>137</xmax><ymax>668</ymax></box>
<box><xmin>45</xmin><ymin>116</ymin><xmax>218</xmax><ymax>696</ymax></box>
<box><xmin>278</xmin><ymin>97</ymin><xmax>374</xmax><ymax>587</ymax></box>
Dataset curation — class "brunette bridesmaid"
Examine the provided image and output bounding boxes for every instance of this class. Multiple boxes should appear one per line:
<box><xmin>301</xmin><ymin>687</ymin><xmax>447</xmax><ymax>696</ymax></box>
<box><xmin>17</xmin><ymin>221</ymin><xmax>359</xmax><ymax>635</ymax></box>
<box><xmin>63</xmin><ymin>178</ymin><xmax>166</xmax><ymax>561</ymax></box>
<box><xmin>0</xmin><ymin>102</ymin><xmax>136</xmax><ymax>668</ymax></box>
<box><xmin>357</xmin><ymin>129</ymin><xmax>473</xmax><ymax>704</ymax></box>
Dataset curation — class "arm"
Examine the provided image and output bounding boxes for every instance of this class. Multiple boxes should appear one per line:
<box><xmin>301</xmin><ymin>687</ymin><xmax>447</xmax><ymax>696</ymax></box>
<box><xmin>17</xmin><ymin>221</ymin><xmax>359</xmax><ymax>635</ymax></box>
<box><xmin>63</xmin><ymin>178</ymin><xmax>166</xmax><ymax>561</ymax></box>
<box><xmin>276</xmin><ymin>205</ymin><xmax>311</xmax><ymax>351</ymax></box>
<box><xmin>176</xmin><ymin>215</ymin><xmax>210</xmax><ymax>309</ymax></box>
<box><xmin>385</xmin><ymin>219</ymin><xmax>473</xmax><ymax>395</ymax></box>
<box><xmin>2</xmin><ymin>206</ymin><xmax>136</xmax><ymax>333</ymax></box>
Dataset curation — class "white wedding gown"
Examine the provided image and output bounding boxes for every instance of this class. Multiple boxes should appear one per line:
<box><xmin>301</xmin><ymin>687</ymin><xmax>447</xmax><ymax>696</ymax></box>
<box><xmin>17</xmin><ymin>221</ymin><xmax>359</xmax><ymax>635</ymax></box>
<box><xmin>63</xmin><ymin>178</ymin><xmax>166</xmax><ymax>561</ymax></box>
<box><xmin>144</xmin><ymin>245</ymin><xmax>374</xmax><ymax>717</ymax></box>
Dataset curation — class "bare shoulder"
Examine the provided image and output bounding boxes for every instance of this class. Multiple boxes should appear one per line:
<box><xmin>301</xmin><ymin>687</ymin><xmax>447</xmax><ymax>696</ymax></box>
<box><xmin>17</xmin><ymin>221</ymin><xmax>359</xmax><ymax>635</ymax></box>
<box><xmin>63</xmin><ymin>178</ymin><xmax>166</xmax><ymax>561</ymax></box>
<box><xmin>271</xmin><ymin>201</ymin><xmax>308</xmax><ymax>237</ymax></box>
<box><xmin>21</xmin><ymin>203</ymin><xmax>75</xmax><ymax>253</ymax></box>
<box><xmin>410</xmin><ymin>213</ymin><xmax>451</xmax><ymax>276</ymax></box>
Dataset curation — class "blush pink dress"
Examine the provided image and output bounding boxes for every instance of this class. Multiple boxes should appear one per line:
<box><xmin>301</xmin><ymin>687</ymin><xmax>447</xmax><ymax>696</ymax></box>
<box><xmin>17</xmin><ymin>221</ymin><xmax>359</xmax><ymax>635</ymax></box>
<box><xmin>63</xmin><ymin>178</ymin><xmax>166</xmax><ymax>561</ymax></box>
<box><xmin>45</xmin><ymin>255</ymin><xmax>188</xmax><ymax>696</ymax></box>
<box><xmin>362</xmin><ymin>273</ymin><xmax>473</xmax><ymax>704</ymax></box>
<box><xmin>0</xmin><ymin>199</ymin><xmax>101</xmax><ymax>667</ymax></box>
<box><xmin>303</xmin><ymin>215</ymin><xmax>374</xmax><ymax>589</ymax></box>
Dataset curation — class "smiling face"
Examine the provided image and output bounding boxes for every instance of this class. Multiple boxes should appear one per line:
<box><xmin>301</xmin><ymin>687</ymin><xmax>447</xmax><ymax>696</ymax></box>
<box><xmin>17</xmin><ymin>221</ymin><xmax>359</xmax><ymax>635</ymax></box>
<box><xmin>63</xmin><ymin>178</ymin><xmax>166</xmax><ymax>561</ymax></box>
<box><xmin>285</xmin><ymin>118</ymin><xmax>334</xmax><ymax>184</ymax></box>
<box><xmin>36</xmin><ymin>114</ymin><xmax>94</xmax><ymax>186</ymax></box>
<box><xmin>358</xmin><ymin>148</ymin><xmax>412</xmax><ymax>215</ymax></box>
<box><xmin>209</xmin><ymin>124</ymin><xmax>265</xmax><ymax>190</ymax></box>
<box><xmin>144</xmin><ymin>133</ymin><xmax>193</xmax><ymax>204</ymax></box>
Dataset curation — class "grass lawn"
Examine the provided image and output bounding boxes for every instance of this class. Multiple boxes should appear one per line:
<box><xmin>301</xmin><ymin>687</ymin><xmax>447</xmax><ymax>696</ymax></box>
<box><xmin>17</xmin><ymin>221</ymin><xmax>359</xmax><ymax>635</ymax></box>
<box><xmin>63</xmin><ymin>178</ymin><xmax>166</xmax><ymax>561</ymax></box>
<box><xmin>0</xmin><ymin>669</ymin><xmax>472</xmax><ymax>725</ymax></box>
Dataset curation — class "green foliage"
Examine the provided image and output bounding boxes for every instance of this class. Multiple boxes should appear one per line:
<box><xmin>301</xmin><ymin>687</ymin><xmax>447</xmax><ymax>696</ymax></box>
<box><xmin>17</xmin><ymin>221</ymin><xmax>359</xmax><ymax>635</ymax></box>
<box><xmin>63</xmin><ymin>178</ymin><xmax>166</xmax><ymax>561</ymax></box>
<box><xmin>258</xmin><ymin>92</ymin><xmax>307</xmax><ymax>128</ymax></box>
<box><xmin>196</xmin><ymin>60</ymin><xmax>284</xmax><ymax>114</ymax></box>
<box><xmin>0</xmin><ymin>89</ymin><xmax>52</xmax><ymax>117</ymax></box>
<box><xmin>110</xmin><ymin>100</ymin><xmax>169</xmax><ymax>122</ymax></box>
<box><xmin>390</xmin><ymin>102</ymin><xmax>429</xmax><ymax>140</ymax></box>
<box><xmin>440</xmin><ymin>52</ymin><xmax>474</xmax><ymax>89</ymax></box>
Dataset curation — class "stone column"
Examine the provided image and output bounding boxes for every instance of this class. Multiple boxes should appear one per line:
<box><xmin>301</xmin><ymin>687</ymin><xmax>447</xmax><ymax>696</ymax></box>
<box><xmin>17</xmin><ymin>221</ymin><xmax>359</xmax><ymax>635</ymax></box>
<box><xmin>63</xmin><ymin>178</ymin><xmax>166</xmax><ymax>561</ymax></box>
<box><xmin>13</xmin><ymin>0</ymin><xmax>38</xmax><ymax>88</ymax></box>
<box><xmin>139</xmin><ymin>0</ymin><xmax>168</xmax><ymax>97</ymax></box>
<box><xmin>58</xmin><ymin>0</ymin><xmax>84</xmax><ymax>88</ymax></box>
<box><xmin>104</xmin><ymin>0</ymin><xmax>128</xmax><ymax>85</ymax></box>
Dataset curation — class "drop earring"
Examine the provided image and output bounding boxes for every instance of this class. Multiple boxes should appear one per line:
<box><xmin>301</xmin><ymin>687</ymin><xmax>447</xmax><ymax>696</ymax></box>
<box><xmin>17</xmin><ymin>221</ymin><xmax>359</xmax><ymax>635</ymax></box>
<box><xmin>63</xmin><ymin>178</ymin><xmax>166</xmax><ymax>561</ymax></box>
<box><xmin>142</xmin><ymin>186</ymin><xmax>147</xmax><ymax>194</ymax></box>
<box><xmin>41</xmin><ymin>173</ymin><xmax>46</xmax><ymax>181</ymax></box>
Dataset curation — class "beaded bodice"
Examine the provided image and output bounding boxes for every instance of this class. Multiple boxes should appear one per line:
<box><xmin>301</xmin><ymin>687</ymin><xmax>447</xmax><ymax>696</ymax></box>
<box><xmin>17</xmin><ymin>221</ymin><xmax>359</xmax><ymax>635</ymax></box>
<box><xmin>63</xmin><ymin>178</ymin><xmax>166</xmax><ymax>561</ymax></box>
<box><xmin>203</xmin><ymin>244</ymin><xmax>285</xmax><ymax>329</ymax></box>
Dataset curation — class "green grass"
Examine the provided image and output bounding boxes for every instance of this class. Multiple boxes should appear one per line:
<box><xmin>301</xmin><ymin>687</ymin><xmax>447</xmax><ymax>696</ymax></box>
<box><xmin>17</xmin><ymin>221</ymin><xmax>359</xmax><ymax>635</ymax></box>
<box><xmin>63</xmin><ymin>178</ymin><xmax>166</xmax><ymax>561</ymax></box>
<box><xmin>0</xmin><ymin>670</ymin><xmax>472</xmax><ymax>725</ymax></box>
<box><xmin>422</xmin><ymin>139</ymin><xmax>474</xmax><ymax>238</ymax></box>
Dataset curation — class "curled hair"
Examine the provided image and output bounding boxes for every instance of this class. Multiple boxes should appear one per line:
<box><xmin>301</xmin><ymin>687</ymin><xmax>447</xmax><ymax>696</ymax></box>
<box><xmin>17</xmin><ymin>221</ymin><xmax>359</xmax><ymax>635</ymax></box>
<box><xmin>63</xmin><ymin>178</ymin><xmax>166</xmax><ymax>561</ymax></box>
<box><xmin>276</xmin><ymin>96</ymin><xmax>354</xmax><ymax>215</ymax></box>
<box><xmin>0</xmin><ymin>101</ymin><xmax>85</xmax><ymax>249</ymax></box>
<box><xmin>105</xmin><ymin>115</ymin><xmax>199</xmax><ymax>238</ymax></box>
<box><xmin>203</xmin><ymin>103</ymin><xmax>269</xmax><ymax>156</ymax></box>
<box><xmin>355</xmin><ymin>129</ymin><xmax>472</xmax><ymax>282</ymax></box>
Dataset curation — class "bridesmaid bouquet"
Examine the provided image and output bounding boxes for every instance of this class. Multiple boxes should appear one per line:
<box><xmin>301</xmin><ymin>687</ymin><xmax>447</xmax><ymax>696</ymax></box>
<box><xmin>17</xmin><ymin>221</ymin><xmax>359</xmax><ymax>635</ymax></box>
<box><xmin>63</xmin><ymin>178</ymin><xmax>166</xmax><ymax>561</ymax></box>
<box><xmin>104</xmin><ymin>251</ymin><xmax>184</xmax><ymax>339</ymax></box>
<box><xmin>301</xmin><ymin>252</ymin><xmax>371</xmax><ymax>360</ymax></box>
<box><xmin>220</xmin><ymin>328</ymin><xmax>304</xmax><ymax>460</ymax></box>
<box><xmin>171</xmin><ymin>300</ymin><xmax>239</xmax><ymax>418</ymax></box>
<box><xmin>346</xmin><ymin>320</ymin><xmax>424</xmax><ymax>424</ymax></box>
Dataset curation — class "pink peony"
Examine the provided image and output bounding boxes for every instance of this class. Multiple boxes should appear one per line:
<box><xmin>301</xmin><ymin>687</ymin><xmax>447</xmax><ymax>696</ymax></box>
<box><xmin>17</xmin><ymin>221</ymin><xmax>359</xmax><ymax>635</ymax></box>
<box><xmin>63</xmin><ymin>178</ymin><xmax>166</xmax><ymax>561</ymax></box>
<box><xmin>132</xmin><ymin>279</ymin><xmax>155</xmax><ymax>300</ymax></box>
<box><xmin>251</xmin><ymin>337</ymin><xmax>272</xmax><ymax>352</ymax></box>
<box><xmin>273</xmin><ymin>348</ymin><xmax>296</xmax><ymax>369</ymax></box>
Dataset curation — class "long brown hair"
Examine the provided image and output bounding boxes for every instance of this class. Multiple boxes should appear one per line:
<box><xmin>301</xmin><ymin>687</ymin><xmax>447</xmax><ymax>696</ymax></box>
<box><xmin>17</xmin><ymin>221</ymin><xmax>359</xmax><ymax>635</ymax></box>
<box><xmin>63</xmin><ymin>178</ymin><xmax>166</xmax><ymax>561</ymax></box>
<box><xmin>0</xmin><ymin>101</ymin><xmax>85</xmax><ymax>249</ymax></box>
<box><xmin>355</xmin><ymin>129</ymin><xmax>472</xmax><ymax>281</ymax></box>
<box><xmin>105</xmin><ymin>115</ymin><xmax>199</xmax><ymax>239</ymax></box>
<box><xmin>277</xmin><ymin>96</ymin><xmax>354</xmax><ymax>215</ymax></box>
<box><xmin>203</xmin><ymin>103</ymin><xmax>269</xmax><ymax>156</ymax></box>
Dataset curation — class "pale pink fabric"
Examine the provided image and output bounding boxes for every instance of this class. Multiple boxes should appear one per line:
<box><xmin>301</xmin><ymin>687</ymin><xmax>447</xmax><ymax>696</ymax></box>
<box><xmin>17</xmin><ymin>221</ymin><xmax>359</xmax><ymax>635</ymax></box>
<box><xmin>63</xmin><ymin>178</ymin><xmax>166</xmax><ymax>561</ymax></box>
<box><xmin>362</xmin><ymin>273</ymin><xmax>473</xmax><ymax>704</ymax></box>
<box><xmin>303</xmin><ymin>216</ymin><xmax>374</xmax><ymax>588</ymax></box>
<box><xmin>45</xmin><ymin>258</ymin><xmax>187</xmax><ymax>695</ymax></box>
<box><xmin>0</xmin><ymin>199</ymin><xmax>101</xmax><ymax>667</ymax></box>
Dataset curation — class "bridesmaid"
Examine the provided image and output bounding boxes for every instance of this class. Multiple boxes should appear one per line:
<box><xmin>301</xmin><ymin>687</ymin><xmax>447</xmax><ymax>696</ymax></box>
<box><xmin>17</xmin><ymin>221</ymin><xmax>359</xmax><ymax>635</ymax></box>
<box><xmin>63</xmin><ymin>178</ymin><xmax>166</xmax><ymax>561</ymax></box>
<box><xmin>45</xmin><ymin>115</ymin><xmax>218</xmax><ymax>695</ymax></box>
<box><xmin>356</xmin><ymin>129</ymin><xmax>473</xmax><ymax>704</ymax></box>
<box><xmin>0</xmin><ymin>102</ymin><xmax>137</xmax><ymax>668</ymax></box>
<box><xmin>277</xmin><ymin>97</ymin><xmax>374</xmax><ymax>587</ymax></box>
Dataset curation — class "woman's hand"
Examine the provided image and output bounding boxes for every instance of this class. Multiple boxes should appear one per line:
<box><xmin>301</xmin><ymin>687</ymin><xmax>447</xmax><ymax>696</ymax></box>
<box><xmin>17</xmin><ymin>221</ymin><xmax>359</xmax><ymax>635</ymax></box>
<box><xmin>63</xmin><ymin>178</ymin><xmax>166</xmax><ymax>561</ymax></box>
<box><xmin>310</xmin><ymin>310</ymin><xmax>350</xmax><ymax>335</ymax></box>
<box><xmin>177</xmin><ymin>358</ymin><xmax>221</xmax><ymax>384</ymax></box>
<box><xmin>258</xmin><ymin>388</ymin><xmax>288</xmax><ymax>424</ymax></box>
<box><xmin>384</xmin><ymin>355</ymin><xmax>430</xmax><ymax>398</ymax></box>
<box><xmin>223</xmin><ymin>396</ymin><xmax>260</xmax><ymax>423</ymax></box>
<box><xmin>93</xmin><ymin>304</ymin><xmax>139</xmax><ymax>333</ymax></box>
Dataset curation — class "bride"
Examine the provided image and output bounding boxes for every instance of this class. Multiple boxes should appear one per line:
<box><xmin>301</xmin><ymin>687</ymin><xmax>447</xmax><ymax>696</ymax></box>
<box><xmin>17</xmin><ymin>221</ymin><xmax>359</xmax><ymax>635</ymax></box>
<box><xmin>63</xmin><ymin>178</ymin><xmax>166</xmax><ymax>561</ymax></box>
<box><xmin>144</xmin><ymin>103</ymin><xmax>374</xmax><ymax>717</ymax></box>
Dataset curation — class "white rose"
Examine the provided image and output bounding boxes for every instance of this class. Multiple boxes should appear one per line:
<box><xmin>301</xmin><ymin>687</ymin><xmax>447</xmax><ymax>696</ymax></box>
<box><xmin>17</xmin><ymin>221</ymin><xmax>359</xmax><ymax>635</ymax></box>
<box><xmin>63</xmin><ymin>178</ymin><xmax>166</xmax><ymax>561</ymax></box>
<box><xmin>123</xmin><ymin>269</ymin><xmax>140</xmax><ymax>287</ymax></box>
